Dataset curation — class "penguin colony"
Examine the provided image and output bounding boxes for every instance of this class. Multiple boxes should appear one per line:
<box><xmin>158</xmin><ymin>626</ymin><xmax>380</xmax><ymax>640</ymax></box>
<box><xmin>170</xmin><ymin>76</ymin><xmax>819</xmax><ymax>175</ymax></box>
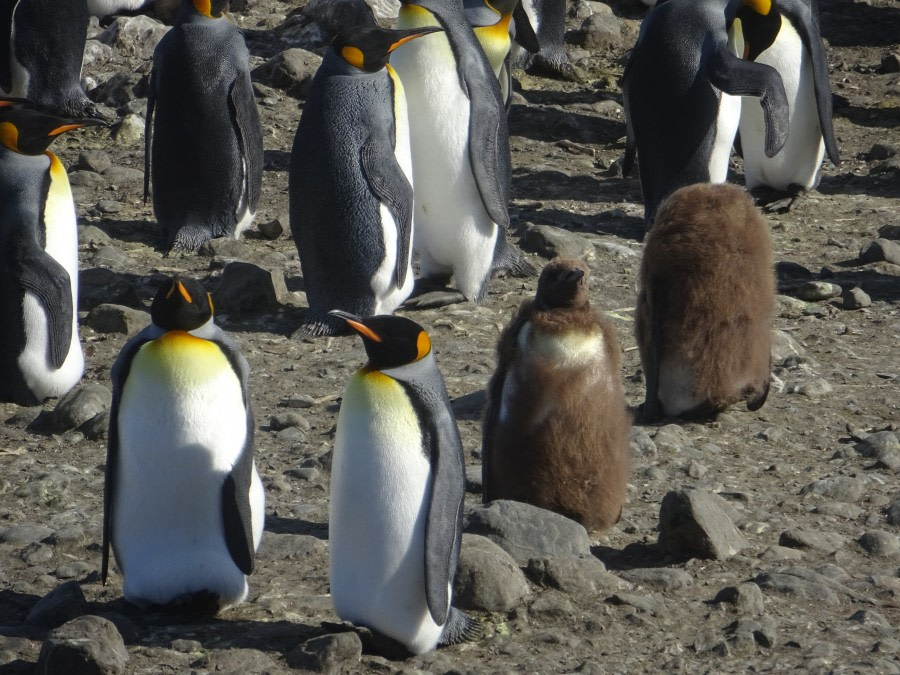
<box><xmin>0</xmin><ymin>0</ymin><xmax>840</xmax><ymax>658</ymax></box>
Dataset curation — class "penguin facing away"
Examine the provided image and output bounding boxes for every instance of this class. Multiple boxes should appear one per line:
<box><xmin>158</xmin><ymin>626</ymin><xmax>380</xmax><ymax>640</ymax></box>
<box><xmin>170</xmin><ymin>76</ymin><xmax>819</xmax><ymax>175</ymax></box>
<box><xmin>0</xmin><ymin>101</ymin><xmax>100</xmax><ymax>405</ymax></box>
<box><xmin>145</xmin><ymin>0</ymin><xmax>263</xmax><ymax>253</ymax></box>
<box><xmin>0</xmin><ymin>0</ymin><xmax>100</xmax><ymax>118</ymax></box>
<box><xmin>622</xmin><ymin>0</ymin><xmax>791</xmax><ymax>230</ymax></box>
<box><xmin>482</xmin><ymin>258</ymin><xmax>631</xmax><ymax>532</ymax></box>
<box><xmin>731</xmin><ymin>0</ymin><xmax>840</xmax><ymax>191</ymax></box>
<box><xmin>328</xmin><ymin>310</ymin><xmax>478</xmax><ymax>655</ymax></box>
<box><xmin>635</xmin><ymin>183</ymin><xmax>775</xmax><ymax>422</ymax></box>
<box><xmin>392</xmin><ymin>0</ymin><xmax>534</xmax><ymax>304</ymax></box>
<box><xmin>103</xmin><ymin>276</ymin><xmax>265</xmax><ymax>614</ymax></box>
<box><xmin>289</xmin><ymin>25</ymin><xmax>441</xmax><ymax>339</ymax></box>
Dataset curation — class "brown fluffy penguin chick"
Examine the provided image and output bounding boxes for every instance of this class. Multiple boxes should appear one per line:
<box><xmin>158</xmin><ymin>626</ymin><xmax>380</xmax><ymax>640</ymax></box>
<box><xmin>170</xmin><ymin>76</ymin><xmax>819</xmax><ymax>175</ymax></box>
<box><xmin>635</xmin><ymin>183</ymin><xmax>775</xmax><ymax>422</ymax></box>
<box><xmin>482</xmin><ymin>258</ymin><xmax>631</xmax><ymax>533</ymax></box>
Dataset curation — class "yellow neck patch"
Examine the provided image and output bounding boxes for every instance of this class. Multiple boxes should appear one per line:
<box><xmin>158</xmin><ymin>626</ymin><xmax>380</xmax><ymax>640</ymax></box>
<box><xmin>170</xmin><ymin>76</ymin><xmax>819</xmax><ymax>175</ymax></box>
<box><xmin>341</xmin><ymin>45</ymin><xmax>365</xmax><ymax>70</ymax></box>
<box><xmin>0</xmin><ymin>121</ymin><xmax>19</xmax><ymax>152</ymax></box>
<box><xmin>742</xmin><ymin>0</ymin><xmax>771</xmax><ymax>15</ymax></box>
<box><xmin>399</xmin><ymin>4</ymin><xmax>438</xmax><ymax>28</ymax></box>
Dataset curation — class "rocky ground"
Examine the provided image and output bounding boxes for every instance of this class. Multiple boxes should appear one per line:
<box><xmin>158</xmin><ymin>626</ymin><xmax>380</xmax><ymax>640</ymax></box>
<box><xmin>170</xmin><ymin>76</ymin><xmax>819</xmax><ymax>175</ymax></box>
<box><xmin>1</xmin><ymin>0</ymin><xmax>899</xmax><ymax>672</ymax></box>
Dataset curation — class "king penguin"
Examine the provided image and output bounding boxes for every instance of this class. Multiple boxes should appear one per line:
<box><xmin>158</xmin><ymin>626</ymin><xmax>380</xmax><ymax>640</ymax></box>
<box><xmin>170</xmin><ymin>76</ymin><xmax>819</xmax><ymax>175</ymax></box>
<box><xmin>730</xmin><ymin>0</ymin><xmax>840</xmax><ymax>192</ymax></box>
<box><xmin>464</xmin><ymin>0</ymin><xmax>525</xmax><ymax>109</ymax></box>
<box><xmin>392</xmin><ymin>0</ymin><xmax>533</xmax><ymax>304</ymax></box>
<box><xmin>0</xmin><ymin>100</ymin><xmax>99</xmax><ymax>405</ymax></box>
<box><xmin>635</xmin><ymin>183</ymin><xmax>774</xmax><ymax>422</ymax></box>
<box><xmin>0</xmin><ymin>0</ymin><xmax>100</xmax><ymax>118</ymax></box>
<box><xmin>289</xmin><ymin>25</ymin><xmax>440</xmax><ymax>339</ymax></box>
<box><xmin>481</xmin><ymin>258</ymin><xmax>631</xmax><ymax>532</ymax></box>
<box><xmin>145</xmin><ymin>0</ymin><xmax>263</xmax><ymax>252</ymax></box>
<box><xmin>622</xmin><ymin>0</ymin><xmax>791</xmax><ymax>230</ymax></box>
<box><xmin>103</xmin><ymin>276</ymin><xmax>265</xmax><ymax>614</ymax></box>
<box><xmin>328</xmin><ymin>310</ymin><xmax>478</xmax><ymax>655</ymax></box>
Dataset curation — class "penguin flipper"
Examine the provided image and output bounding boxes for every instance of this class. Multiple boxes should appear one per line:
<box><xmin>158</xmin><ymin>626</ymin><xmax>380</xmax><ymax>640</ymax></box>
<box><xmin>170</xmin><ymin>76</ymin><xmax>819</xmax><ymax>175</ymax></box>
<box><xmin>360</xmin><ymin>135</ymin><xmax>413</xmax><ymax>288</ymax></box>
<box><xmin>466</xmin><ymin>75</ymin><xmax>511</xmax><ymax>229</ymax></box>
<box><xmin>512</xmin><ymin>0</ymin><xmax>540</xmax><ymax>54</ymax></box>
<box><xmin>143</xmin><ymin>77</ymin><xmax>155</xmax><ymax>205</ymax></box>
<box><xmin>776</xmin><ymin>0</ymin><xmax>840</xmax><ymax>165</ymax></box>
<box><xmin>639</xmin><ymin>282</ymin><xmax>664</xmax><ymax>423</ymax></box>
<box><xmin>707</xmin><ymin>41</ymin><xmax>789</xmax><ymax>158</ymax></box>
<box><xmin>18</xmin><ymin>247</ymin><xmax>73</xmax><ymax>369</ymax></box>
<box><xmin>229</xmin><ymin>74</ymin><xmax>263</xmax><ymax>214</ymax></box>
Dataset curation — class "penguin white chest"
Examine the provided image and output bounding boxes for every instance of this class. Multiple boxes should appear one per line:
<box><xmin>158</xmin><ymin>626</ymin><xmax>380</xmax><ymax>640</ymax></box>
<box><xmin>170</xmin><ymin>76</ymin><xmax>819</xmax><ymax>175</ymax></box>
<box><xmin>330</xmin><ymin>370</ymin><xmax>443</xmax><ymax>653</ymax></box>
<box><xmin>113</xmin><ymin>331</ymin><xmax>250</xmax><ymax>607</ymax></box>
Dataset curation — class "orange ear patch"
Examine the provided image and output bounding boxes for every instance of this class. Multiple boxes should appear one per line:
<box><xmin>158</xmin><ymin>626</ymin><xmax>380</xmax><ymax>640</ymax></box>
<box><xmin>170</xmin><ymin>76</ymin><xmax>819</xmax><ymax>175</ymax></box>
<box><xmin>341</xmin><ymin>46</ymin><xmax>365</xmax><ymax>69</ymax></box>
<box><xmin>416</xmin><ymin>331</ymin><xmax>431</xmax><ymax>360</ymax></box>
<box><xmin>0</xmin><ymin>121</ymin><xmax>18</xmax><ymax>151</ymax></box>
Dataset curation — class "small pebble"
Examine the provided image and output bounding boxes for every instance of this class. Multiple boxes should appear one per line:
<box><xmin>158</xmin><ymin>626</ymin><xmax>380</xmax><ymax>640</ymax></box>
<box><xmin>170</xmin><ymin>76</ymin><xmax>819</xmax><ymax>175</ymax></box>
<box><xmin>842</xmin><ymin>287</ymin><xmax>872</xmax><ymax>309</ymax></box>
<box><xmin>796</xmin><ymin>281</ymin><xmax>841</xmax><ymax>301</ymax></box>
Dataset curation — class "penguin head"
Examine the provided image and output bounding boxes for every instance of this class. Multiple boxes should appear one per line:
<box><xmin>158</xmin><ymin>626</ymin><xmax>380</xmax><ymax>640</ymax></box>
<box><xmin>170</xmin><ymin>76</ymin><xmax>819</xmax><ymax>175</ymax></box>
<box><xmin>188</xmin><ymin>0</ymin><xmax>228</xmax><ymax>18</ymax></box>
<box><xmin>0</xmin><ymin>106</ymin><xmax>102</xmax><ymax>155</ymax></box>
<box><xmin>534</xmin><ymin>258</ymin><xmax>591</xmax><ymax>310</ymax></box>
<box><xmin>332</xmin><ymin>25</ymin><xmax>443</xmax><ymax>72</ymax></box>
<box><xmin>151</xmin><ymin>277</ymin><xmax>214</xmax><ymax>332</ymax></box>
<box><xmin>733</xmin><ymin>0</ymin><xmax>780</xmax><ymax>60</ymax></box>
<box><xmin>329</xmin><ymin>311</ymin><xmax>432</xmax><ymax>370</ymax></box>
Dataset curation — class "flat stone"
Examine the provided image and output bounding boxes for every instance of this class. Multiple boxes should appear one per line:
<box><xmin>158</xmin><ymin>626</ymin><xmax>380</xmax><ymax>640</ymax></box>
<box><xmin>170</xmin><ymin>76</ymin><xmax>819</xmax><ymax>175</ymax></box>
<box><xmin>286</xmin><ymin>632</ymin><xmax>362</xmax><ymax>672</ymax></box>
<box><xmin>858</xmin><ymin>530</ymin><xmax>899</xmax><ymax>556</ymax></box>
<box><xmin>85</xmin><ymin>304</ymin><xmax>149</xmax><ymax>335</ymax></box>
<box><xmin>519</xmin><ymin>223</ymin><xmax>595</xmax><ymax>261</ymax></box>
<box><xmin>526</xmin><ymin>555</ymin><xmax>631</xmax><ymax>595</ymax></box>
<box><xmin>713</xmin><ymin>582</ymin><xmax>765</xmax><ymax>615</ymax></box>
<box><xmin>779</xmin><ymin>529</ymin><xmax>846</xmax><ymax>554</ymax></box>
<box><xmin>98</xmin><ymin>14</ymin><xmax>169</xmax><ymax>60</ymax></box>
<box><xmin>842</xmin><ymin>287</ymin><xmax>872</xmax><ymax>309</ymax></box>
<box><xmin>796</xmin><ymin>281</ymin><xmax>841</xmax><ymax>301</ymax></box>
<box><xmin>0</xmin><ymin>524</ymin><xmax>54</xmax><ymax>545</ymax></box>
<box><xmin>101</xmin><ymin>166</ymin><xmax>144</xmax><ymax>183</ymax></box>
<box><xmin>658</xmin><ymin>488</ymin><xmax>747</xmax><ymax>560</ymax></box>
<box><xmin>68</xmin><ymin>170</ymin><xmax>105</xmax><ymax>188</ymax></box>
<box><xmin>620</xmin><ymin>568</ymin><xmax>694</xmax><ymax>591</ymax></box>
<box><xmin>112</xmin><ymin>114</ymin><xmax>144</xmax><ymax>146</ymax></box>
<box><xmin>45</xmin><ymin>384</ymin><xmax>112</xmax><ymax>433</ymax></box>
<box><xmin>36</xmin><ymin>615</ymin><xmax>128</xmax><ymax>675</ymax></box>
<box><xmin>205</xmin><ymin>649</ymin><xmax>281</xmax><ymax>673</ymax></box>
<box><xmin>855</xmin><ymin>431</ymin><xmax>899</xmax><ymax>459</ymax></box>
<box><xmin>78</xmin><ymin>267</ymin><xmax>143</xmax><ymax>311</ymax></box>
<box><xmin>79</xmin><ymin>225</ymin><xmax>113</xmax><ymax>248</ymax></box>
<box><xmin>465</xmin><ymin>500</ymin><xmax>591</xmax><ymax>563</ymax></box>
<box><xmin>799</xmin><ymin>476</ymin><xmax>863</xmax><ymax>502</ymax></box>
<box><xmin>270</xmin><ymin>412</ymin><xmax>311</xmax><ymax>432</ymax></box>
<box><xmin>256</xmin><ymin>532</ymin><xmax>327</xmax><ymax>564</ymax></box>
<box><xmin>212</xmin><ymin>262</ymin><xmax>289</xmax><ymax>314</ymax></box>
<box><xmin>76</xmin><ymin>149</ymin><xmax>111</xmax><ymax>174</ymax></box>
<box><xmin>754</xmin><ymin>569</ymin><xmax>840</xmax><ymax>605</ymax></box>
<box><xmin>25</xmin><ymin>581</ymin><xmax>87</xmax><ymax>629</ymax></box>
<box><xmin>860</xmin><ymin>239</ymin><xmax>900</xmax><ymax>265</ymax></box>
<box><xmin>454</xmin><ymin>534</ymin><xmax>529</xmax><ymax>612</ymax></box>
<box><xmin>251</xmin><ymin>48</ymin><xmax>322</xmax><ymax>98</ymax></box>
<box><xmin>574</xmin><ymin>5</ymin><xmax>623</xmax><ymax>51</ymax></box>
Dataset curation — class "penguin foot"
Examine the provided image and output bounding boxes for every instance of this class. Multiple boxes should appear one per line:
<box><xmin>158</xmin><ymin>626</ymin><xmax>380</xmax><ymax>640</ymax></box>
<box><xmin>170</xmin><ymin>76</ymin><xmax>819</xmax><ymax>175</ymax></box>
<box><xmin>438</xmin><ymin>607</ymin><xmax>482</xmax><ymax>647</ymax></box>
<box><xmin>136</xmin><ymin>589</ymin><xmax>222</xmax><ymax>616</ymax></box>
<box><xmin>402</xmin><ymin>289</ymin><xmax>467</xmax><ymax>310</ymax></box>
<box><xmin>164</xmin><ymin>227</ymin><xmax>214</xmax><ymax>255</ymax></box>
<box><xmin>750</xmin><ymin>185</ymin><xmax>807</xmax><ymax>214</ymax></box>
<box><xmin>529</xmin><ymin>55</ymin><xmax>586</xmax><ymax>84</ymax></box>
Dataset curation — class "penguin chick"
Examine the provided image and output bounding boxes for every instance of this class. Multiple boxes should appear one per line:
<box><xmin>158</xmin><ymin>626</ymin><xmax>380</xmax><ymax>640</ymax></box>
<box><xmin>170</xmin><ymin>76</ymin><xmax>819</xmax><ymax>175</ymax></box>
<box><xmin>482</xmin><ymin>259</ymin><xmax>631</xmax><ymax>532</ymax></box>
<box><xmin>103</xmin><ymin>276</ymin><xmax>265</xmax><ymax>614</ymax></box>
<box><xmin>0</xmin><ymin>0</ymin><xmax>101</xmax><ymax>118</ymax></box>
<box><xmin>622</xmin><ymin>0</ymin><xmax>791</xmax><ymax>230</ymax></box>
<box><xmin>328</xmin><ymin>310</ymin><xmax>479</xmax><ymax>654</ymax></box>
<box><xmin>636</xmin><ymin>183</ymin><xmax>775</xmax><ymax>422</ymax></box>
<box><xmin>392</xmin><ymin>0</ymin><xmax>534</xmax><ymax>305</ymax></box>
<box><xmin>731</xmin><ymin>0</ymin><xmax>840</xmax><ymax>192</ymax></box>
<box><xmin>145</xmin><ymin>0</ymin><xmax>263</xmax><ymax>253</ymax></box>
<box><xmin>0</xmin><ymin>102</ymin><xmax>101</xmax><ymax>405</ymax></box>
<box><xmin>289</xmin><ymin>25</ymin><xmax>441</xmax><ymax>339</ymax></box>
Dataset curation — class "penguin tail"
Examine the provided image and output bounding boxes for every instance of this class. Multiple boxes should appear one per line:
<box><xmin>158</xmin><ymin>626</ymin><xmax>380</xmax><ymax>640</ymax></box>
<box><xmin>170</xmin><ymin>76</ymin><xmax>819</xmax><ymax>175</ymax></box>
<box><xmin>492</xmin><ymin>239</ymin><xmax>537</xmax><ymax>279</ymax></box>
<box><xmin>438</xmin><ymin>607</ymin><xmax>482</xmax><ymax>647</ymax></box>
<box><xmin>165</xmin><ymin>225</ymin><xmax>214</xmax><ymax>254</ymax></box>
<box><xmin>291</xmin><ymin>313</ymin><xmax>354</xmax><ymax>340</ymax></box>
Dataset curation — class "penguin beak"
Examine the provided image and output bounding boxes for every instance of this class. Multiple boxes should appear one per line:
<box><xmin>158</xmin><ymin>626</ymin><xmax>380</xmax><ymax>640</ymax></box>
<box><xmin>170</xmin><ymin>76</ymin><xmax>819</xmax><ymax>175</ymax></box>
<box><xmin>328</xmin><ymin>310</ymin><xmax>383</xmax><ymax>343</ymax></box>
<box><xmin>388</xmin><ymin>27</ymin><xmax>443</xmax><ymax>52</ymax></box>
<box><xmin>565</xmin><ymin>268</ymin><xmax>586</xmax><ymax>284</ymax></box>
<box><xmin>48</xmin><ymin>124</ymin><xmax>85</xmax><ymax>136</ymax></box>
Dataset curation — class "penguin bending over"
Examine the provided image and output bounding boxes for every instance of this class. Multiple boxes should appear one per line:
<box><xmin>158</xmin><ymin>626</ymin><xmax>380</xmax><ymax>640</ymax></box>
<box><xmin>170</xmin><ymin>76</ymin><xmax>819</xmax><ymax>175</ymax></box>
<box><xmin>0</xmin><ymin>0</ymin><xmax>100</xmax><ymax>118</ymax></box>
<box><xmin>103</xmin><ymin>276</ymin><xmax>265</xmax><ymax>614</ymax></box>
<box><xmin>289</xmin><ymin>25</ymin><xmax>439</xmax><ymax>339</ymax></box>
<box><xmin>635</xmin><ymin>183</ymin><xmax>774</xmax><ymax>422</ymax></box>
<box><xmin>0</xmin><ymin>101</ymin><xmax>99</xmax><ymax>405</ymax></box>
<box><xmin>622</xmin><ymin>0</ymin><xmax>791</xmax><ymax>230</ymax></box>
<box><xmin>145</xmin><ymin>0</ymin><xmax>263</xmax><ymax>253</ymax></box>
<box><xmin>328</xmin><ymin>311</ymin><xmax>478</xmax><ymax>654</ymax></box>
<box><xmin>392</xmin><ymin>0</ymin><xmax>534</xmax><ymax>304</ymax></box>
<box><xmin>464</xmin><ymin>0</ymin><xmax>525</xmax><ymax>109</ymax></box>
<box><xmin>730</xmin><ymin>0</ymin><xmax>839</xmax><ymax>192</ymax></box>
<box><xmin>482</xmin><ymin>258</ymin><xmax>631</xmax><ymax>532</ymax></box>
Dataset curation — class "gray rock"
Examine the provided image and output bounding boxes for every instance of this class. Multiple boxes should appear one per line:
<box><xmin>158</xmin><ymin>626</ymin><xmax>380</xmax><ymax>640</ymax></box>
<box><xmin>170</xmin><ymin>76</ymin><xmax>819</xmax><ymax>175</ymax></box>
<box><xmin>778</xmin><ymin>529</ymin><xmax>846</xmax><ymax>554</ymax></box>
<box><xmin>78</xmin><ymin>411</ymin><xmax>110</xmax><ymax>441</ymax></box>
<box><xmin>76</xmin><ymin>150</ymin><xmax>111</xmax><ymax>174</ymax></box>
<box><xmin>276</xmin><ymin>426</ymin><xmax>306</xmax><ymax>445</ymax></box>
<box><xmin>574</xmin><ymin>5</ymin><xmax>623</xmax><ymax>50</ymax></box>
<box><xmin>454</xmin><ymin>534</ymin><xmax>529</xmax><ymax>612</ymax></box>
<box><xmin>98</xmin><ymin>15</ymin><xmax>169</xmax><ymax>59</ymax></box>
<box><xmin>0</xmin><ymin>524</ymin><xmax>54</xmax><ymax>545</ymax></box>
<box><xmin>366</xmin><ymin>0</ymin><xmax>399</xmax><ymax>21</ymax></box>
<box><xmin>629</xmin><ymin>428</ymin><xmax>657</xmax><ymax>457</ymax></box>
<box><xmin>112</xmin><ymin>114</ymin><xmax>144</xmax><ymax>146</ymax></box>
<box><xmin>90</xmin><ymin>245</ymin><xmax>131</xmax><ymax>268</ymax></box>
<box><xmin>286</xmin><ymin>632</ymin><xmax>362</xmax><ymax>672</ymax></box>
<box><xmin>205</xmin><ymin>649</ymin><xmax>281</xmax><ymax>673</ymax></box>
<box><xmin>796</xmin><ymin>281</ymin><xmax>841</xmax><ymax>301</ymax></box>
<box><xmin>25</xmin><ymin>581</ymin><xmax>87</xmax><ymax>628</ymax></box>
<box><xmin>842</xmin><ymin>286</ymin><xmax>872</xmax><ymax>309</ymax></box>
<box><xmin>529</xmin><ymin>594</ymin><xmax>576</xmax><ymax>618</ymax></box>
<box><xmin>519</xmin><ymin>223</ymin><xmax>595</xmax><ymax>260</ymax></box>
<box><xmin>82</xmin><ymin>39</ymin><xmax>113</xmax><ymax>67</ymax></box>
<box><xmin>785</xmin><ymin>377</ymin><xmax>833</xmax><ymax>397</ymax></box>
<box><xmin>465</xmin><ymin>500</ymin><xmax>592</xmax><ymax>563</ymax></box>
<box><xmin>855</xmin><ymin>431</ymin><xmax>900</xmax><ymax>458</ymax></box>
<box><xmin>878</xmin><ymin>223</ymin><xmax>900</xmax><ymax>240</ymax></box>
<box><xmin>608</xmin><ymin>592</ymin><xmax>661</xmax><ymax>614</ymax></box>
<box><xmin>799</xmin><ymin>476</ymin><xmax>863</xmax><ymax>502</ymax></box>
<box><xmin>79</xmin><ymin>268</ymin><xmax>143</xmax><ymax>311</ymax></box>
<box><xmin>860</xmin><ymin>238</ymin><xmax>900</xmax><ymax>265</ymax></box>
<box><xmin>465</xmin><ymin>464</ymin><xmax>483</xmax><ymax>494</ymax></box>
<box><xmin>55</xmin><ymin>562</ymin><xmax>93</xmax><ymax>580</ymax></box>
<box><xmin>713</xmin><ymin>582</ymin><xmax>765</xmax><ymax>615</ymax></box>
<box><xmin>36</xmin><ymin>615</ymin><xmax>128</xmax><ymax>675</ymax></box>
<box><xmin>212</xmin><ymin>262</ymin><xmax>289</xmax><ymax>314</ymax></box>
<box><xmin>526</xmin><ymin>555</ymin><xmax>630</xmax><ymax>596</ymax></box>
<box><xmin>726</xmin><ymin>616</ymin><xmax>777</xmax><ymax>649</ymax></box>
<box><xmin>46</xmin><ymin>384</ymin><xmax>112</xmax><ymax>434</ymax></box>
<box><xmin>653</xmin><ymin>424</ymin><xmax>691</xmax><ymax>452</ymax></box>
<box><xmin>258</xmin><ymin>217</ymin><xmax>285</xmax><ymax>240</ymax></box>
<box><xmin>198</xmin><ymin>237</ymin><xmax>251</xmax><ymax>258</ymax></box>
<box><xmin>68</xmin><ymin>170</ymin><xmax>106</xmax><ymax>188</ymax></box>
<box><xmin>102</xmin><ymin>166</ymin><xmax>145</xmax><ymax>183</ymax></box>
<box><xmin>95</xmin><ymin>200</ymin><xmax>124</xmax><ymax>215</ymax></box>
<box><xmin>270</xmin><ymin>412</ymin><xmax>311</xmax><ymax>432</ymax></box>
<box><xmin>658</xmin><ymin>488</ymin><xmax>747</xmax><ymax>560</ymax></box>
<box><xmin>256</xmin><ymin>532</ymin><xmax>327</xmax><ymax>564</ymax></box>
<box><xmin>770</xmin><ymin>331</ymin><xmax>806</xmax><ymax>365</ymax></box>
<box><xmin>85</xmin><ymin>304</ymin><xmax>149</xmax><ymax>335</ymax></box>
<box><xmin>754</xmin><ymin>569</ymin><xmax>840</xmax><ymax>605</ymax></box>
<box><xmin>90</xmin><ymin>72</ymin><xmax>142</xmax><ymax>107</ymax></box>
<box><xmin>812</xmin><ymin>502</ymin><xmax>865</xmax><ymax>519</ymax></box>
<box><xmin>252</xmin><ymin>49</ymin><xmax>322</xmax><ymax>97</ymax></box>
<box><xmin>620</xmin><ymin>568</ymin><xmax>694</xmax><ymax>591</ymax></box>
<box><xmin>79</xmin><ymin>225</ymin><xmax>113</xmax><ymax>248</ymax></box>
<box><xmin>858</xmin><ymin>530</ymin><xmax>899</xmax><ymax>556</ymax></box>
<box><xmin>887</xmin><ymin>500</ymin><xmax>900</xmax><ymax>526</ymax></box>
